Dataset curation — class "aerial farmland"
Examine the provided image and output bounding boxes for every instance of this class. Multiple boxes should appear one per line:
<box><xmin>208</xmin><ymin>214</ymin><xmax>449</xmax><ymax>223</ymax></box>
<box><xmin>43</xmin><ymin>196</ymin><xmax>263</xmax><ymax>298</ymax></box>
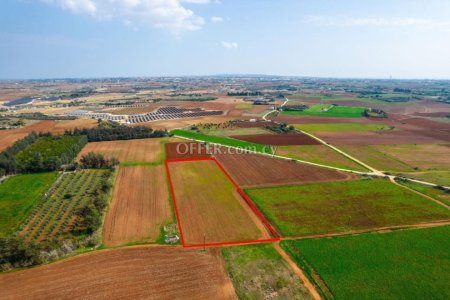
<box><xmin>0</xmin><ymin>75</ymin><xmax>449</xmax><ymax>299</ymax></box>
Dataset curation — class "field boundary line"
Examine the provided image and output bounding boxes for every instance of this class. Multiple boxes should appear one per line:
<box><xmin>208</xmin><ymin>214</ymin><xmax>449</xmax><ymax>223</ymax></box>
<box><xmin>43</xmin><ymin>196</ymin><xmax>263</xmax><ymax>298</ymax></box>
<box><xmin>173</xmin><ymin>130</ymin><xmax>447</xmax><ymax>187</ymax></box>
<box><xmin>281</xmin><ymin>219</ymin><xmax>450</xmax><ymax>241</ymax></box>
<box><xmin>391</xmin><ymin>178</ymin><xmax>449</xmax><ymax>210</ymax></box>
<box><xmin>165</xmin><ymin>157</ymin><xmax>280</xmax><ymax>248</ymax></box>
<box><xmin>297</xmin><ymin>129</ymin><xmax>381</xmax><ymax>174</ymax></box>
<box><xmin>273</xmin><ymin>243</ymin><xmax>321</xmax><ymax>300</ymax></box>
<box><xmin>262</xmin><ymin>97</ymin><xmax>289</xmax><ymax>120</ymax></box>
<box><xmin>164</xmin><ymin>160</ymin><xmax>186</xmax><ymax>246</ymax></box>
<box><xmin>172</xmin><ymin>135</ymin><xmax>371</xmax><ymax>175</ymax></box>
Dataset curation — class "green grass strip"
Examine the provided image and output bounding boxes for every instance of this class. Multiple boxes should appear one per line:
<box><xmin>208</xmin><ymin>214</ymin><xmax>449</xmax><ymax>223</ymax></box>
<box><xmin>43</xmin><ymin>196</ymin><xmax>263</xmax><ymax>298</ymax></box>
<box><xmin>171</xmin><ymin>129</ymin><xmax>272</xmax><ymax>154</ymax></box>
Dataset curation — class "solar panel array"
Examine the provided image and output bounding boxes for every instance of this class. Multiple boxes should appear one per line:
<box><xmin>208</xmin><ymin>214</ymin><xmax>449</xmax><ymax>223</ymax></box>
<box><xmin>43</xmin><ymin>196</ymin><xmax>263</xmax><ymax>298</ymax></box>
<box><xmin>127</xmin><ymin>106</ymin><xmax>223</xmax><ymax>123</ymax></box>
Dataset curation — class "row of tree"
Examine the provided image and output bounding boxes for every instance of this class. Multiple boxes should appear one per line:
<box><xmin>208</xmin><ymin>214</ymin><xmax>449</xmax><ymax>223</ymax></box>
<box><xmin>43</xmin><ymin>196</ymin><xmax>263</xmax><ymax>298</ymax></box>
<box><xmin>10</xmin><ymin>112</ymin><xmax>77</xmax><ymax>120</ymax></box>
<box><xmin>64</xmin><ymin>125</ymin><xmax>167</xmax><ymax>142</ymax></box>
<box><xmin>0</xmin><ymin>132</ymin><xmax>39</xmax><ymax>176</ymax></box>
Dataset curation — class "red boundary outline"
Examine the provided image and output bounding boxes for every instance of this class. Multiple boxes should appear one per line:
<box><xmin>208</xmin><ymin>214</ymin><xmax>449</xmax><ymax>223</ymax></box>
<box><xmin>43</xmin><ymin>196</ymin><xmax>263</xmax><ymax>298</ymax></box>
<box><xmin>165</xmin><ymin>156</ymin><xmax>280</xmax><ymax>248</ymax></box>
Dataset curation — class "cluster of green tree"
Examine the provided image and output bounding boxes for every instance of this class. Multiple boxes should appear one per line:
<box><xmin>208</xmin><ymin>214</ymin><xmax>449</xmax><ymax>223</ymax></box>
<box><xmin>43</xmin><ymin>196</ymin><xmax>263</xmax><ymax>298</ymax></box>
<box><xmin>227</xmin><ymin>91</ymin><xmax>261</xmax><ymax>96</ymax></box>
<box><xmin>10</xmin><ymin>112</ymin><xmax>76</xmax><ymax>120</ymax></box>
<box><xmin>62</xmin><ymin>100</ymin><xmax>86</xmax><ymax>107</ymax></box>
<box><xmin>0</xmin><ymin>118</ymin><xmax>26</xmax><ymax>130</ymax></box>
<box><xmin>272</xmin><ymin>85</ymin><xmax>297</xmax><ymax>91</ymax></box>
<box><xmin>0</xmin><ymin>132</ymin><xmax>39</xmax><ymax>176</ymax></box>
<box><xmin>393</xmin><ymin>88</ymin><xmax>412</xmax><ymax>93</ymax></box>
<box><xmin>265</xmin><ymin>123</ymin><xmax>295</xmax><ymax>134</ymax></box>
<box><xmin>64</xmin><ymin>125</ymin><xmax>167</xmax><ymax>142</ymax></box>
<box><xmin>79</xmin><ymin>152</ymin><xmax>119</xmax><ymax>169</ymax></box>
<box><xmin>0</xmin><ymin>237</ymin><xmax>42</xmax><ymax>271</ymax></box>
<box><xmin>60</xmin><ymin>89</ymin><xmax>95</xmax><ymax>99</ymax></box>
<box><xmin>73</xmin><ymin>171</ymin><xmax>113</xmax><ymax>235</ymax></box>
<box><xmin>153</xmin><ymin>96</ymin><xmax>217</xmax><ymax>102</ymax></box>
<box><xmin>280</xmin><ymin>105</ymin><xmax>308</xmax><ymax>112</ymax></box>
<box><xmin>15</xmin><ymin>134</ymin><xmax>87</xmax><ymax>173</ymax></box>
<box><xmin>253</xmin><ymin>99</ymin><xmax>274</xmax><ymax>105</ymax></box>
<box><xmin>102</xmin><ymin>99</ymin><xmax>139</xmax><ymax>106</ymax></box>
<box><xmin>364</xmin><ymin>108</ymin><xmax>388</xmax><ymax>118</ymax></box>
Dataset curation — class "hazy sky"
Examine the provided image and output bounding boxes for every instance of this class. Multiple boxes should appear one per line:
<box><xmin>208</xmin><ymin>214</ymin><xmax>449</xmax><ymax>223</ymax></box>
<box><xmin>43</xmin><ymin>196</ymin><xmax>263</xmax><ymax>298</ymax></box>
<box><xmin>1</xmin><ymin>0</ymin><xmax>450</xmax><ymax>79</ymax></box>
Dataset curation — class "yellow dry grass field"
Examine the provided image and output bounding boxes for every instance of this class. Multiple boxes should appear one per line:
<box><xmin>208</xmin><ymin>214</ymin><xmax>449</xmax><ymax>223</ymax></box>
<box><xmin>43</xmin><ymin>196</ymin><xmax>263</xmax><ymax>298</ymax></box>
<box><xmin>77</xmin><ymin>138</ymin><xmax>166</xmax><ymax>163</ymax></box>
<box><xmin>103</xmin><ymin>166</ymin><xmax>171</xmax><ymax>246</ymax></box>
<box><xmin>168</xmin><ymin>160</ymin><xmax>268</xmax><ymax>245</ymax></box>
<box><xmin>375</xmin><ymin>144</ymin><xmax>450</xmax><ymax>170</ymax></box>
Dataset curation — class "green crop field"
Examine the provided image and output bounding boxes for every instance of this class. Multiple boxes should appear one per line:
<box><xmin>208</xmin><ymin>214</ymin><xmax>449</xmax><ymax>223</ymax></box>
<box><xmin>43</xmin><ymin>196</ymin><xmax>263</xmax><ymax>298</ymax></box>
<box><xmin>245</xmin><ymin>179</ymin><xmax>450</xmax><ymax>236</ymax></box>
<box><xmin>0</xmin><ymin>172</ymin><xmax>58</xmax><ymax>237</ymax></box>
<box><xmin>222</xmin><ymin>244</ymin><xmax>312</xmax><ymax>299</ymax></box>
<box><xmin>282</xmin><ymin>104</ymin><xmax>366</xmax><ymax>118</ymax></box>
<box><xmin>18</xmin><ymin>170</ymin><xmax>108</xmax><ymax>242</ymax></box>
<box><xmin>171</xmin><ymin>129</ymin><xmax>272</xmax><ymax>154</ymax></box>
<box><xmin>276</xmin><ymin>145</ymin><xmax>367</xmax><ymax>171</ymax></box>
<box><xmin>281</xmin><ymin>226</ymin><xmax>450</xmax><ymax>299</ymax></box>
<box><xmin>399</xmin><ymin>181</ymin><xmax>450</xmax><ymax>206</ymax></box>
<box><xmin>294</xmin><ymin>123</ymin><xmax>394</xmax><ymax>133</ymax></box>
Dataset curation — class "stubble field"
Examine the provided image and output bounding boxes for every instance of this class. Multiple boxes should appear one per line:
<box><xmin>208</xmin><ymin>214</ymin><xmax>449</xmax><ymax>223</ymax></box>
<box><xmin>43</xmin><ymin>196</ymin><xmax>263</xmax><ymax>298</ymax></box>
<box><xmin>167</xmin><ymin>159</ymin><xmax>268</xmax><ymax>245</ymax></box>
<box><xmin>77</xmin><ymin>138</ymin><xmax>165</xmax><ymax>164</ymax></box>
<box><xmin>103</xmin><ymin>166</ymin><xmax>171</xmax><ymax>246</ymax></box>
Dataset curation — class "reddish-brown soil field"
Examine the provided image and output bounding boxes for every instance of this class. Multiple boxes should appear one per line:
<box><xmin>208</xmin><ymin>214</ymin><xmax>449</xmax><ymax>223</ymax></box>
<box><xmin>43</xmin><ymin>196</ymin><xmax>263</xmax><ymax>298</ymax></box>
<box><xmin>47</xmin><ymin>119</ymin><xmax>98</xmax><ymax>134</ymax></box>
<box><xmin>414</xmin><ymin>112</ymin><xmax>450</xmax><ymax>118</ymax></box>
<box><xmin>77</xmin><ymin>138</ymin><xmax>164</xmax><ymax>163</ymax></box>
<box><xmin>215</xmin><ymin>152</ymin><xmax>355</xmax><ymax>188</ymax></box>
<box><xmin>314</xmin><ymin>114</ymin><xmax>450</xmax><ymax>145</ymax></box>
<box><xmin>0</xmin><ymin>121</ymin><xmax>55</xmax><ymax>151</ymax></box>
<box><xmin>274</xmin><ymin>112</ymin><xmax>450</xmax><ymax>145</ymax></box>
<box><xmin>103</xmin><ymin>166</ymin><xmax>171</xmax><ymax>246</ymax></box>
<box><xmin>0</xmin><ymin>119</ymin><xmax>98</xmax><ymax>151</ymax></box>
<box><xmin>315</xmin><ymin>131</ymin><xmax>445</xmax><ymax>145</ymax></box>
<box><xmin>231</xmin><ymin>133</ymin><xmax>321</xmax><ymax>146</ymax></box>
<box><xmin>167</xmin><ymin>160</ymin><xmax>268</xmax><ymax>245</ymax></box>
<box><xmin>165</xmin><ymin>142</ymin><xmax>211</xmax><ymax>160</ymax></box>
<box><xmin>0</xmin><ymin>247</ymin><xmax>237</xmax><ymax>300</ymax></box>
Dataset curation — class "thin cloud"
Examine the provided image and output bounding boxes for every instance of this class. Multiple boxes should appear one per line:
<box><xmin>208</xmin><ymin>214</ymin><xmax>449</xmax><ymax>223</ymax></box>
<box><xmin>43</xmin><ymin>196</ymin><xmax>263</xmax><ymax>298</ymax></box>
<box><xmin>41</xmin><ymin>0</ymin><xmax>209</xmax><ymax>33</ymax></box>
<box><xmin>211</xmin><ymin>16</ymin><xmax>224</xmax><ymax>23</ymax></box>
<box><xmin>304</xmin><ymin>16</ymin><xmax>450</xmax><ymax>30</ymax></box>
<box><xmin>221</xmin><ymin>41</ymin><xmax>238</xmax><ymax>49</ymax></box>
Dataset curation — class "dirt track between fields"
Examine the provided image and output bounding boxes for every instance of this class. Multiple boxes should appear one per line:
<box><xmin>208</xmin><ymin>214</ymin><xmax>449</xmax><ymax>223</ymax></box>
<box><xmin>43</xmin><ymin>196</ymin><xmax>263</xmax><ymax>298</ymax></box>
<box><xmin>273</xmin><ymin>243</ymin><xmax>321</xmax><ymax>300</ymax></box>
<box><xmin>281</xmin><ymin>220</ymin><xmax>450</xmax><ymax>241</ymax></box>
<box><xmin>215</xmin><ymin>151</ymin><xmax>356</xmax><ymax>188</ymax></box>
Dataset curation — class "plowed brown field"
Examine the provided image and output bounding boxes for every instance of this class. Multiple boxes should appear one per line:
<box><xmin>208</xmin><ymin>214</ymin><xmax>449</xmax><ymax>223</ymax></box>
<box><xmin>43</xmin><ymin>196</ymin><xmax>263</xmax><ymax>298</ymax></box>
<box><xmin>0</xmin><ymin>121</ymin><xmax>55</xmax><ymax>151</ymax></box>
<box><xmin>165</xmin><ymin>142</ymin><xmax>211</xmax><ymax>160</ymax></box>
<box><xmin>77</xmin><ymin>138</ymin><xmax>164</xmax><ymax>163</ymax></box>
<box><xmin>231</xmin><ymin>133</ymin><xmax>320</xmax><ymax>145</ymax></box>
<box><xmin>0</xmin><ymin>247</ymin><xmax>237</xmax><ymax>300</ymax></box>
<box><xmin>167</xmin><ymin>160</ymin><xmax>268</xmax><ymax>245</ymax></box>
<box><xmin>215</xmin><ymin>152</ymin><xmax>355</xmax><ymax>188</ymax></box>
<box><xmin>103</xmin><ymin>166</ymin><xmax>171</xmax><ymax>246</ymax></box>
